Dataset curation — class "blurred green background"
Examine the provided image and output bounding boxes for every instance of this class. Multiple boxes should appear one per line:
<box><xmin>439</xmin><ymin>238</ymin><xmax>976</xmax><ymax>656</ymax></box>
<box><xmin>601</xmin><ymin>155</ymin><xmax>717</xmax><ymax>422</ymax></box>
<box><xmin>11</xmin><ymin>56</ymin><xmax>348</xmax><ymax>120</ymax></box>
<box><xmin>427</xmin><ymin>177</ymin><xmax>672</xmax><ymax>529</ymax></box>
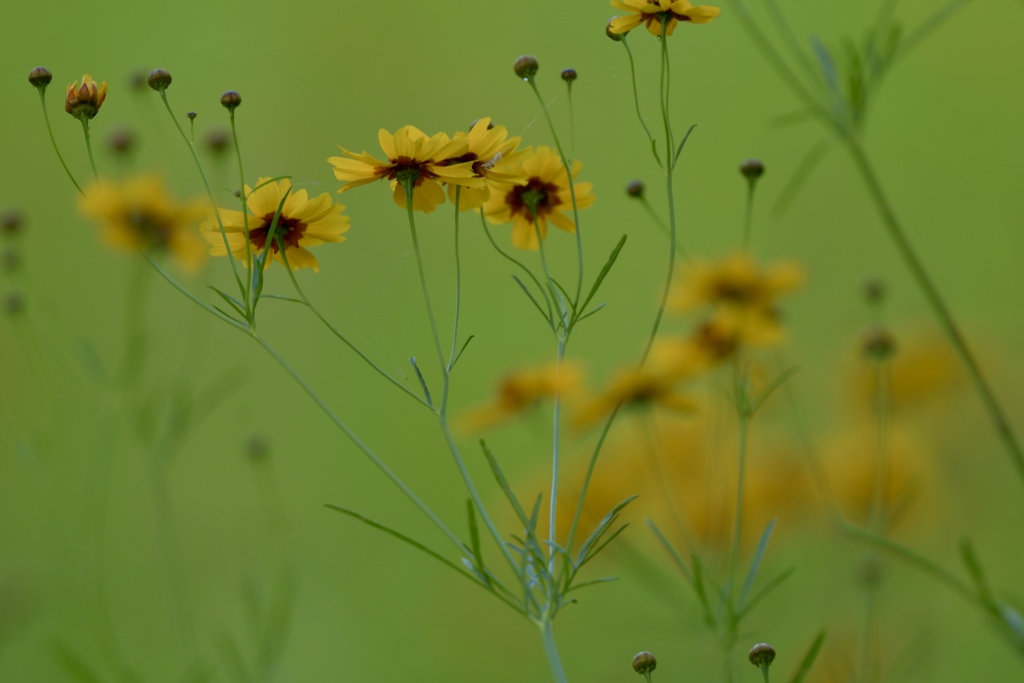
<box><xmin>2</xmin><ymin>0</ymin><xmax>1024</xmax><ymax>681</ymax></box>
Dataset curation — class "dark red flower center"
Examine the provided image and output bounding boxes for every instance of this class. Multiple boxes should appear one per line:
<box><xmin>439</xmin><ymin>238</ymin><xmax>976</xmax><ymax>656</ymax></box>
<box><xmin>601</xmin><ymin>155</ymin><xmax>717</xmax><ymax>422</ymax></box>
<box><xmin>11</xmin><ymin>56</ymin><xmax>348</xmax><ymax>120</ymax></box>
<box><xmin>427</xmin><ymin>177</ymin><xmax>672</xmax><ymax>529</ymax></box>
<box><xmin>249</xmin><ymin>213</ymin><xmax>306</xmax><ymax>253</ymax></box>
<box><xmin>380</xmin><ymin>156</ymin><xmax>439</xmax><ymax>187</ymax></box>
<box><xmin>507</xmin><ymin>177</ymin><xmax>560</xmax><ymax>224</ymax></box>
<box><xmin>124</xmin><ymin>210</ymin><xmax>172</xmax><ymax>249</ymax></box>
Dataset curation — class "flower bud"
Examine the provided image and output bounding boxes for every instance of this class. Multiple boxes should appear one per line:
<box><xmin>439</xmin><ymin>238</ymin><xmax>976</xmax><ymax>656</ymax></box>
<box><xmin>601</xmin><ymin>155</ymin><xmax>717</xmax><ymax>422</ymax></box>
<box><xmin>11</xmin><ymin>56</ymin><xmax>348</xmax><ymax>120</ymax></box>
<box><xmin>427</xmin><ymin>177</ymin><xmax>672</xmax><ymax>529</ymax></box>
<box><xmin>187</xmin><ymin>111</ymin><xmax>197</xmax><ymax>121</ymax></box>
<box><xmin>28</xmin><ymin>66</ymin><xmax>52</xmax><ymax>88</ymax></box>
<box><xmin>513</xmin><ymin>55</ymin><xmax>539</xmax><ymax>80</ymax></box>
<box><xmin>740</xmin><ymin>158</ymin><xmax>765</xmax><ymax>180</ymax></box>
<box><xmin>561</xmin><ymin>68</ymin><xmax>577</xmax><ymax>83</ymax></box>
<box><xmin>107</xmin><ymin>127</ymin><xmax>136</xmax><ymax>156</ymax></box>
<box><xmin>607</xmin><ymin>18</ymin><xmax>626</xmax><ymax>41</ymax></box>
<box><xmin>864</xmin><ymin>278</ymin><xmax>886</xmax><ymax>305</ymax></box>
<box><xmin>1</xmin><ymin>209</ymin><xmax>24</xmax><ymax>237</ymax></box>
<box><xmin>626</xmin><ymin>180</ymin><xmax>645</xmax><ymax>199</ymax></box>
<box><xmin>632</xmin><ymin>651</ymin><xmax>657</xmax><ymax>675</ymax></box>
<box><xmin>64</xmin><ymin>74</ymin><xmax>108</xmax><ymax>120</ymax></box>
<box><xmin>4</xmin><ymin>291</ymin><xmax>24</xmax><ymax>317</ymax></box>
<box><xmin>862</xmin><ymin>325</ymin><xmax>897</xmax><ymax>361</ymax></box>
<box><xmin>220</xmin><ymin>90</ymin><xmax>242</xmax><ymax>110</ymax></box>
<box><xmin>147</xmin><ymin>68</ymin><xmax>172</xmax><ymax>91</ymax></box>
<box><xmin>748</xmin><ymin>643</ymin><xmax>776</xmax><ymax>669</ymax></box>
<box><xmin>205</xmin><ymin>128</ymin><xmax>231</xmax><ymax>155</ymax></box>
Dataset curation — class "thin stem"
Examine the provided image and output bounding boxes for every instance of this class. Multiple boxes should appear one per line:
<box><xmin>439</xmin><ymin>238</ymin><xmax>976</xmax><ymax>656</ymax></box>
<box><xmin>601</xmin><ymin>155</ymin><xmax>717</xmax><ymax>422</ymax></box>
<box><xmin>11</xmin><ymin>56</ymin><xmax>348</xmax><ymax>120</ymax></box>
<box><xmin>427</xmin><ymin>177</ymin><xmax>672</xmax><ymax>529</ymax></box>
<box><xmin>447</xmin><ymin>189</ymin><xmax>464</xmax><ymax>370</ymax></box>
<box><xmin>403</xmin><ymin>182</ymin><xmax>446</xmax><ymax>371</ymax></box>
<box><xmin>621</xmin><ymin>38</ymin><xmax>661</xmax><ymax>166</ymax></box>
<box><xmin>36</xmin><ymin>88</ymin><xmax>83</xmax><ymax>194</ymax></box>
<box><xmin>564</xmin><ymin>404</ymin><xmax>620</xmax><ymax>555</ymax></box>
<box><xmin>548</xmin><ymin>338</ymin><xmax>567</xmax><ymax>569</ymax></box>
<box><xmin>639</xmin><ymin>196</ymin><xmax>688</xmax><ymax>259</ymax></box>
<box><xmin>480</xmin><ymin>210</ymin><xmax>556</xmax><ymax>327</ymax></box>
<box><xmin>157</xmin><ymin>90</ymin><xmax>246</xmax><ymax>299</ymax></box>
<box><xmin>527</xmin><ymin>79</ymin><xmax>585</xmax><ymax>306</ymax></box>
<box><xmin>229</xmin><ymin>110</ymin><xmax>254</xmax><ymax>307</ymax></box>
<box><xmin>743</xmin><ymin>179</ymin><xmax>756</xmax><ymax>251</ymax></box>
<box><xmin>845</xmin><ymin>138</ymin><xmax>1024</xmax><ymax>486</ymax></box>
<box><xmin>252</xmin><ymin>333</ymin><xmax>466</xmax><ymax>552</ymax></box>
<box><xmin>79</xmin><ymin>117</ymin><xmax>99</xmax><ymax>180</ymax></box>
<box><xmin>281</xmin><ymin>259</ymin><xmax>429</xmax><ymax>408</ymax></box>
<box><xmin>727</xmin><ymin>394</ymin><xmax>752</xmax><ymax>600</ymax></box>
<box><xmin>539</xmin><ymin>619</ymin><xmax>569</xmax><ymax>683</ymax></box>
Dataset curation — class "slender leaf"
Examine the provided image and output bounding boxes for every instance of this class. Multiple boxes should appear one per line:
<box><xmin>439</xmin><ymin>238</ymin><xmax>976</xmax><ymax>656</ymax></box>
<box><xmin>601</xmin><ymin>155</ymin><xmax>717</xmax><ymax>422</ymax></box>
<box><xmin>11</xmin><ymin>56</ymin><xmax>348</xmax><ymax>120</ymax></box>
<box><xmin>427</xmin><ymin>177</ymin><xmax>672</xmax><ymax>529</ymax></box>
<box><xmin>576</xmin><ymin>496</ymin><xmax>637</xmax><ymax>566</ymax></box>
<box><xmin>466</xmin><ymin>499</ymin><xmax>489</xmax><ymax>586</ymax></box>
<box><xmin>738</xmin><ymin>567</ymin><xmax>796</xmax><ymax>619</ymax></box>
<box><xmin>260</xmin><ymin>294</ymin><xmax>308</xmax><ymax>305</ymax></box>
<box><xmin>575</xmin><ymin>301</ymin><xmax>608</xmax><ymax>325</ymax></box>
<box><xmin>208</xmin><ymin>286</ymin><xmax>247</xmax><ymax>318</ymax></box>
<box><xmin>512</xmin><ymin>275</ymin><xmax>553</xmax><ymax>326</ymax></box>
<box><xmin>578</xmin><ymin>235</ymin><xmax>627</xmax><ymax>315</ymax></box>
<box><xmin>408</xmin><ymin>356</ymin><xmax>433</xmax><ymax>407</ymax></box>
<box><xmin>750</xmin><ymin>368</ymin><xmax>799</xmax><ymax>414</ymax></box>
<box><xmin>738</xmin><ymin>518</ymin><xmax>777</xmax><ymax>611</ymax></box>
<box><xmin>480</xmin><ymin>440</ymin><xmax>531</xmax><ymax>531</ymax></box>
<box><xmin>672</xmin><ymin>123</ymin><xmax>699</xmax><ymax>167</ymax></box>
<box><xmin>579</xmin><ymin>523</ymin><xmax>630</xmax><ymax>567</ymax></box>
<box><xmin>451</xmin><ymin>334</ymin><xmax>475</xmax><ymax>369</ymax></box>
<box><xmin>565</xmin><ymin>576</ymin><xmax>619</xmax><ymax>593</ymax></box>
<box><xmin>789</xmin><ymin>630</ymin><xmax>827</xmax><ymax>683</ymax></box>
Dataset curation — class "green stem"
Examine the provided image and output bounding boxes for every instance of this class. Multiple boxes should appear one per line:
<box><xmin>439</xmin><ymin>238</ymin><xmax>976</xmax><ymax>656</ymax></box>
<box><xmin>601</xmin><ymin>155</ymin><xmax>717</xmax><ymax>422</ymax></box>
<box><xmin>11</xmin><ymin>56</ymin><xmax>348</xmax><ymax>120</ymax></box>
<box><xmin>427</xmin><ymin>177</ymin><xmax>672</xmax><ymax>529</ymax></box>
<box><xmin>760</xmin><ymin>665</ymin><xmax>771</xmax><ymax>683</ymax></box>
<box><xmin>403</xmin><ymin>182</ymin><xmax>446</xmax><ymax>370</ymax></box>
<box><xmin>157</xmin><ymin>90</ymin><xmax>246</xmax><ymax>302</ymax></box>
<box><xmin>480</xmin><ymin>211</ymin><xmax>556</xmax><ymax>328</ymax></box>
<box><xmin>280</xmin><ymin>258</ymin><xmax>429</xmax><ymax>408</ymax></box>
<box><xmin>447</xmin><ymin>189</ymin><xmax>463</xmax><ymax>370</ymax></box>
<box><xmin>539</xmin><ymin>619</ymin><xmax>569</xmax><ymax>683</ymax></box>
<box><xmin>727</xmin><ymin>395</ymin><xmax>752</xmax><ymax>601</ymax></box>
<box><xmin>36</xmin><ymin>88</ymin><xmax>83</xmax><ymax>194</ymax></box>
<box><xmin>79</xmin><ymin>117</ymin><xmax>99</xmax><ymax>180</ymax></box>
<box><xmin>228</xmin><ymin>110</ymin><xmax>254</xmax><ymax>307</ymax></box>
<box><xmin>743</xmin><ymin>179</ymin><xmax>756</xmax><ymax>252</ymax></box>
<box><xmin>549</xmin><ymin>338</ymin><xmax>566</xmax><ymax>569</ymax></box>
<box><xmin>845</xmin><ymin>138</ymin><xmax>1024</xmax><ymax>486</ymax></box>
<box><xmin>622</xmin><ymin>37</ymin><xmax>660</xmax><ymax>166</ymax></box>
<box><xmin>527</xmin><ymin>79</ymin><xmax>585</xmax><ymax>307</ymax></box>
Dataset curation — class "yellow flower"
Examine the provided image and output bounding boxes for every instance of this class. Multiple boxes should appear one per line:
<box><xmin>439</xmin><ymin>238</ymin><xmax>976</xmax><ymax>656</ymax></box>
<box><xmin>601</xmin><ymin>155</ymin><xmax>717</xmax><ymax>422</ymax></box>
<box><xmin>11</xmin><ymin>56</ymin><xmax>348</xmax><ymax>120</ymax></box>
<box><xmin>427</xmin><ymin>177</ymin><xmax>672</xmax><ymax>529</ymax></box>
<box><xmin>609</xmin><ymin>0</ymin><xmax>721</xmax><ymax>37</ymax></box>
<box><xmin>78</xmin><ymin>175</ymin><xmax>206</xmax><ymax>269</ymax></box>
<box><xmin>482</xmin><ymin>146</ymin><xmax>595</xmax><ymax>251</ymax></box>
<box><xmin>328</xmin><ymin>126</ymin><xmax>484</xmax><ymax>213</ymax></box>
<box><xmin>201</xmin><ymin>178</ymin><xmax>349</xmax><ymax>272</ymax></box>
<box><xmin>65</xmin><ymin>74</ymin><xmax>108</xmax><ymax>120</ymax></box>
<box><xmin>445</xmin><ymin>118</ymin><xmax>528</xmax><ymax>211</ymax></box>
<box><xmin>459</xmin><ymin>362</ymin><xmax>582</xmax><ymax>432</ymax></box>
<box><xmin>669</xmin><ymin>253</ymin><xmax>802</xmax><ymax>345</ymax></box>
<box><xmin>572</xmin><ymin>366</ymin><xmax>696</xmax><ymax>429</ymax></box>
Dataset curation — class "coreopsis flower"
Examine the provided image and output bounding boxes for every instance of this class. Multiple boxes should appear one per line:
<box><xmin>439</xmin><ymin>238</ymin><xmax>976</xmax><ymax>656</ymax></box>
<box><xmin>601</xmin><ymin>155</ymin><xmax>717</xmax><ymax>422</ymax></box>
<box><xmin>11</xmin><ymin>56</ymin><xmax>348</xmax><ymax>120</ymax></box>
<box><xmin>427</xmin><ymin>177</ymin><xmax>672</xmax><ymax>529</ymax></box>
<box><xmin>201</xmin><ymin>178</ymin><xmax>349</xmax><ymax>272</ymax></box>
<box><xmin>482</xmin><ymin>146</ymin><xmax>595</xmax><ymax>251</ymax></box>
<box><xmin>459</xmin><ymin>362</ymin><xmax>582</xmax><ymax>432</ymax></box>
<box><xmin>78</xmin><ymin>175</ymin><xmax>207</xmax><ymax>269</ymax></box>
<box><xmin>670</xmin><ymin>253</ymin><xmax>802</xmax><ymax>345</ymax></box>
<box><xmin>65</xmin><ymin>74</ymin><xmax>108</xmax><ymax>120</ymax></box>
<box><xmin>572</xmin><ymin>366</ymin><xmax>696</xmax><ymax>429</ymax></box>
<box><xmin>608</xmin><ymin>0</ymin><xmax>721</xmax><ymax>37</ymax></box>
<box><xmin>328</xmin><ymin>126</ymin><xmax>484</xmax><ymax>213</ymax></box>
<box><xmin>444</xmin><ymin>117</ymin><xmax>528</xmax><ymax>211</ymax></box>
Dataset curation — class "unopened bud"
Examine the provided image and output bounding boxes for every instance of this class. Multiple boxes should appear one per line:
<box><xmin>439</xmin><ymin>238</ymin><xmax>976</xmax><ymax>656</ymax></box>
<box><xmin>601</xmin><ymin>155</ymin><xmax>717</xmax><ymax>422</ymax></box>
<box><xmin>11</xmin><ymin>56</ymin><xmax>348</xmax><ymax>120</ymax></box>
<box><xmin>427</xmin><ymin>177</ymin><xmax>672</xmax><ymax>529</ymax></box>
<box><xmin>187</xmin><ymin>111</ymin><xmax>197</xmax><ymax>121</ymax></box>
<box><xmin>632</xmin><ymin>651</ymin><xmax>657</xmax><ymax>675</ymax></box>
<box><xmin>626</xmin><ymin>180</ymin><xmax>645</xmax><ymax>199</ymax></box>
<box><xmin>513</xmin><ymin>55</ymin><xmax>539</xmax><ymax>80</ymax></box>
<box><xmin>607</xmin><ymin>18</ymin><xmax>626</xmax><ymax>41</ymax></box>
<box><xmin>748</xmin><ymin>643</ymin><xmax>776</xmax><ymax>669</ymax></box>
<box><xmin>1</xmin><ymin>209</ymin><xmax>24</xmax><ymax>237</ymax></box>
<box><xmin>862</xmin><ymin>326</ymin><xmax>897</xmax><ymax>361</ymax></box>
<box><xmin>205</xmin><ymin>129</ymin><xmax>231</xmax><ymax>155</ymax></box>
<box><xmin>108</xmin><ymin>127</ymin><xmax>136</xmax><ymax>155</ymax></box>
<box><xmin>147</xmin><ymin>68</ymin><xmax>172</xmax><ymax>91</ymax></box>
<box><xmin>220</xmin><ymin>90</ymin><xmax>242</xmax><ymax>110</ymax></box>
<box><xmin>740</xmin><ymin>158</ymin><xmax>765</xmax><ymax>180</ymax></box>
<box><xmin>28</xmin><ymin>66</ymin><xmax>52</xmax><ymax>88</ymax></box>
<box><xmin>561</xmin><ymin>68</ymin><xmax>577</xmax><ymax>83</ymax></box>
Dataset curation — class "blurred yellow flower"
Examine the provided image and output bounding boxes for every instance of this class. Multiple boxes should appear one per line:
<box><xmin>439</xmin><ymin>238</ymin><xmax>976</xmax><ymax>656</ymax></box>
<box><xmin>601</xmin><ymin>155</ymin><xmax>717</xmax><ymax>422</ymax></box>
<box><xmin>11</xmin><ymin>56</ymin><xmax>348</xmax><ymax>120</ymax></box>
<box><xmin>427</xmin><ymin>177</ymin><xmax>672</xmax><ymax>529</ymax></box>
<box><xmin>459</xmin><ymin>362</ymin><xmax>582</xmax><ymax>432</ymax></box>
<box><xmin>65</xmin><ymin>74</ymin><xmax>108</xmax><ymax>120</ymax></box>
<box><xmin>572</xmin><ymin>366</ymin><xmax>696</xmax><ymax>429</ymax></box>
<box><xmin>445</xmin><ymin>118</ymin><xmax>528</xmax><ymax>211</ymax></box>
<box><xmin>329</xmin><ymin>126</ymin><xmax>484</xmax><ymax>213</ymax></box>
<box><xmin>483</xmin><ymin>146</ymin><xmax>595</xmax><ymax>251</ymax></box>
<box><xmin>609</xmin><ymin>0</ymin><xmax>721</xmax><ymax>37</ymax></box>
<box><xmin>670</xmin><ymin>253</ymin><xmax>802</xmax><ymax>345</ymax></box>
<box><xmin>78</xmin><ymin>175</ymin><xmax>206</xmax><ymax>269</ymax></box>
<box><xmin>201</xmin><ymin>178</ymin><xmax>349</xmax><ymax>272</ymax></box>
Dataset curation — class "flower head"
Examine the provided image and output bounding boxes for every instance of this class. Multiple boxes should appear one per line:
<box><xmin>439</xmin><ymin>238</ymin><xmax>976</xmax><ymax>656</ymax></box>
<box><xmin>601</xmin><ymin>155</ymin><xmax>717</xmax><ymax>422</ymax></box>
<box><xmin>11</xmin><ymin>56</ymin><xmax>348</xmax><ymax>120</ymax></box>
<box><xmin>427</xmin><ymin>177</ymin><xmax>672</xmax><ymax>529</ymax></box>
<box><xmin>65</xmin><ymin>74</ymin><xmax>108</xmax><ymax>120</ymax></box>
<box><xmin>482</xmin><ymin>146</ymin><xmax>595</xmax><ymax>251</ymax></box>
<box><xmin>572</xmin><ymin>366</ymin><xmax>696</xmax><ymax>429</ymax></box>
<box><xmin>445</xmin><ymin>118</ymin><xmax>528</xmax><ymax>211</ymax></box>
<box><xmin>202</xmin><ymin>178</ymin><xmax>349</xmax><ymax>272</ymax></box>
<box><xmin>78</xmin><ymin>175</ymin><xmax>207</xmax><ymax>269</ymax></box>
<box><xmin>670</xmin><ymin>253</ymin><xmax>802</xmax><ymax>345</ymax></box>
<box><xmin>329</xmin><ymin>126</ymin><xmax>484</xmax><ymax>213</ymax></box>
<box><xmin>609</xmin><ymin>0</ymin><xmax>721</xmax><ymax>37</ymax></box>
<box><xmin>459</xmin><ymin>362</ymin><xmax>581</xmax><ymax>432</ymax></box>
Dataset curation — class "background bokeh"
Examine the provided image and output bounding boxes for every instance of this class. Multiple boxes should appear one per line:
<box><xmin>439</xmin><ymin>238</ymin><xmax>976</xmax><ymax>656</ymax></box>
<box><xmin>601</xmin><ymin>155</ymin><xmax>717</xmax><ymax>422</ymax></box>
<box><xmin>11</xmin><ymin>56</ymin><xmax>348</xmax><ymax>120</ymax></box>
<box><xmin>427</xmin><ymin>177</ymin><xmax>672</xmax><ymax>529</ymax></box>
<box><xmin>2</xmin><ymin>0</ymin><xmax>1024</xmax><ymax>681</ymax></box>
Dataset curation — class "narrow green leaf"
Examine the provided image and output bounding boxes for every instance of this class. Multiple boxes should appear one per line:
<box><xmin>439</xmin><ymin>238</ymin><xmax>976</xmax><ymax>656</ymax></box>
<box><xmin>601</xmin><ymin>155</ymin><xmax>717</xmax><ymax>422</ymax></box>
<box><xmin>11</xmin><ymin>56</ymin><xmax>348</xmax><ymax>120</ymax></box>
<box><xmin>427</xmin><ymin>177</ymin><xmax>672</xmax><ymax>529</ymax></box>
<box><xmin>565</xmin><ymin>576</ymin><xmax>619</xmax><ymax>593</ymax></box>
<box><xmin>325</xmin><ymin>504</ymin><xmax>472</xmax><ymax>581</ymax></box>
<box><xmin>575</xmin><ymin>301</ymin><xmax>608</xmax><ymax>325</ymax></box>
<box><xmin>512</xmin><ymin>275</ymin><xmax>554</xmax><ymax>326</ymax></box>
<box><xmin>466</xmin><ymin>499</ymin><xmax>489</xmax><ymax>586</ymax></box>
<box><xmin>211</xmin><ymin>305</ymin><xmax>246</xmax><ymax>327</ymax></box>
<box><xmin>260</xmin><ymin>294</ymin><xmax>308</xmax><ymax>305</ymax></box>
<box><xmin>49</xmin><ymin>641</ymin><xmax>103</xmax><ymax>683</ymax></box>
<box><xmin>672</xmin><ymin>123</ymin><xmax>698</xmax><ymax>167</ymax></box>
<box><xmin>576</xmin><ymin>496</ymin><xmax>637</xmax><ymax>566</ymax></box>
<box><xmin>750</xmin><ymin>368</ymin><xmax>800</xmax><ymax>414</ymax></box>
<box><xmin>550</xmin><ymin>277</ymin><xmax>577</xmax><ymax>317</ymax></box>
<box><xmin>208</xmin><ymin>285</ymin><xmax>247</xmax><ymax>317</ymax></box>
<box><xmin>480</xmin><ymin>440</ymin><xmax>531</xmax><ymax>531</ymax></box>
<box><xmin>647</xmin><ymin>520</ymin><xmax>695</xmax><ymax>584</ymax></box>
<box><xmin>960</xmin><ymin>540</ymin><xmax>995</xmax><ymax>604</ymax></box>
<box><xmin>578</xmin><ymin>234</ymin><xmax>627</xmax><ymax>315</ymax></box>
<box><xmin>451</xmin><ymin>334</ymin><xmax>475</xmax><ymax>369</ymax></box>
<box><xmin>409</xmin><ymin>356</ymin><xmax>433</xmax><ymax>407</ymax></box>
<box><xmin>579</xmin><ymin>523</ymin><xmax>630</xmax><ymax>566</ymax></box>
<box><xmin>788</xmin><ymin>630</ymin><xmax>827</xmax><ymax>683</ymax></box>
<box><xmin>773</xmin><ymin>138</ymin><xmax>831</xmax><ymax>216</ymax></box>
<box><xmin>738</xmin><ymin>518</ymin><xmax>777</xmax><ymax>611</ymax></box>
<box><xmin>738</xmin><ymin>567</ymin><xmax>795</xmax><ymax>619</ymax></box>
